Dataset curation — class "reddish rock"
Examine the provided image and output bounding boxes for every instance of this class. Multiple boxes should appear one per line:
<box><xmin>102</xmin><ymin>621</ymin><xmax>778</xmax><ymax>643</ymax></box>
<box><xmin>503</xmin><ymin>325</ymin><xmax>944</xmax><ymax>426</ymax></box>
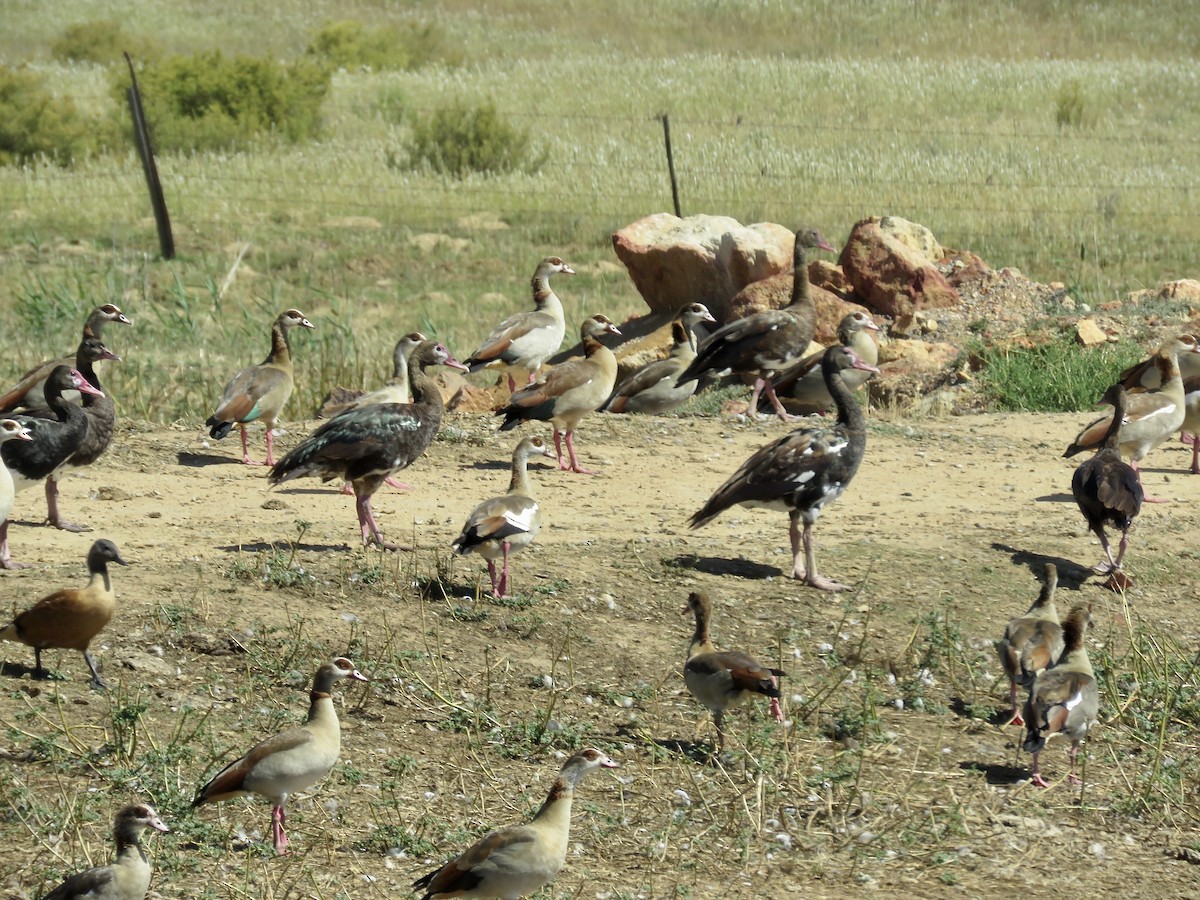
<box><xmin>838</xmin><ymin>217</ymin><xmax>959</xmax><ymax>318</ymax></box>
<box><xmin>940</xmin><ymin>250</ymin><xmax>993</xmax><ymax>288</ymax></box>
<box><xmin>726</xmin><ymin>268</ymin><xmax>869</xmax><ymax>343</ymax></box>
<box><xmin>870</xmin><ymin>339</ymin><xmax>961</xmax><ymax>409</ymax></box>
<box><xmin>809</xmin><ymin>260</ymin><xmax>853</xmax><ymax>295</ymax></box>
<box><xmin>611</xmin><ymin>214</ymin><xmax>796</xmax><ymax>320</ymax></box>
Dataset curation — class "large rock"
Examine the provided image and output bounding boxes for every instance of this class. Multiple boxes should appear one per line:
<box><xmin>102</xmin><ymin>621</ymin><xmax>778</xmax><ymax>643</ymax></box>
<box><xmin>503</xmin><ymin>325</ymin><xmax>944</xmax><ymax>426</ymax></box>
<box><xmin>839</xmin><ymin>217</ymin><xmax>959</xmax><ymax>318</ymax></box>
<box><xmin>612</xmin><ymin>214</ymin><xmax>796</xmax><ymax>320</ymax></box>
<box><xmin>726</xmin><ymin>266</ymin><xmax>871</xmax><ymax>343</ymax></box>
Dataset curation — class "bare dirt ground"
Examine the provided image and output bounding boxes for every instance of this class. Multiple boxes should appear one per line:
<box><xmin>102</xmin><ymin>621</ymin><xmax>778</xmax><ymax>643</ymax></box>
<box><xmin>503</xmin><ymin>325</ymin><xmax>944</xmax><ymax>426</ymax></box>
<box><xmin>1</xmin><ymin>406</ymin><xmax>1199</xmax><ymax>899</ymax></box>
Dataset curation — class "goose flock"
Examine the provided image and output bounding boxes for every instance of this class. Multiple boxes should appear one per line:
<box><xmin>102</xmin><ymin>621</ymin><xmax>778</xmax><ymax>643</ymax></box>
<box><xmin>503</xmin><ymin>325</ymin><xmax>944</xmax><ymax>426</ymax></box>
<box><xmin>1</xmin><ymin>227</ymin><xmax>1197</xmax><ymax>897</ymax></box>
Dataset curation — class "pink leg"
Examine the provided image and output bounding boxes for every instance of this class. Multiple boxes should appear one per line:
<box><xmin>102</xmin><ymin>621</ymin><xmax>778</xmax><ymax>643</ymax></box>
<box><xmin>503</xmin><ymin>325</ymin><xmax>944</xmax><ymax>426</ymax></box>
<box><xmin>788</xmin><ymin>513</ymin><xmax>806</xmax><ymax>580</ymax></box>
<box><xmin>1007</xmin><ymin>682</ymin><xmax>1025</xmax><ymax>726</ymax></box>
<box><xmin>486</xmin><ymin>559</ymin><xmax>500</xmax><ymax>595</ymax></box>
<box><xmin>1091</xmin><ymin>528</ymin><xmax>1119</xmax><ymax>575</ymax></box>
<box><xmin>45</xmin><ymin>477</ymin><xmax>88</xmax><ymax>532</ymax></box>
<box><xmin>1067</xmin><ymin>744</ymin><xmax>1083</xmax><ymax>785</ymax></box>
<box><xmin>552</xmin><ymin>430</ymin><xmax>568</xmax><ymax>470</ymax></box>
<box><xmin>355</xmin><ymin>493</ymin><xmax>411</xmax><ymax>551</ymax></box>
<box><xmin>272</xmin><ymin>805</ymin><xmax>288</xmax><ymax>854</ymax></box>
<box><xmin>1131</xmin><ymin>458</ymin><xmax>1169</xmax><ymax>503</ymax></box>
<box><xmin>495</xmin><ymin>542</ymin><xmax>511</xmax><ymax>598</ymax></box>
<box><xmin>763</xmin><ymin>382</ymin><xmax>800</xmax><ymax>423</ymax></box>
<box><xmin>802</xmin><ymin>520</ymin><xmax>850</xmax><ymax>592</ymax></box>
<box><xmin>768</xmin><ymin>675</ymin><xmax>783</xmax><ymax>722</ymax></box>
<box><xmin>240</xmin><ymin>426</ymin><xmax>262</xmax><ymax>466</ymax></box>
<box><xmin>0</xmin><ymin>519</ymin><xmax>29</xmax><ymax>570</ymax></box>
<box><xmin>1030</xmin><ymin>751</ymin><xmax>1049</xmax><ymax>788</ymax></box>
<box><xmin>1184</xmin><ymin>432</ymin><xmax>1200</xmax><ymax>474</ymax></box>
<box><xmin>264</xmin><ymin>429</ymin><xmax>277</xmax><ymax>468</ymax></box>
<box><xmin>747</xmin><ymin>378</ymin><xmax>767</xmax><ymax>417</ymax></box>
<box><xmin>563</xmin><ymin>431</ymin><xmax>597</xmax><ymax>475</ymax></box>
<box><xmin>508</xmin><ymin>373</ymin><xmax>518</xmax><ymax>393</ymax></box>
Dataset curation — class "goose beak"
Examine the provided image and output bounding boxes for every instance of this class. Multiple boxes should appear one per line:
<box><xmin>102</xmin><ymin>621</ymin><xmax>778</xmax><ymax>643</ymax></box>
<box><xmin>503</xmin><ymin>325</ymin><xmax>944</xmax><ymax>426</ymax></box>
<box><xmin>851</xmin><ymin>359</ymin><xmax>880</xmax><ymax>374</ymax></box>
<box><xmin>150</xmin><ymin>816</ymin><xmax>170</xmax><ymax>833</ymax></box>
<box><xmin>606</xmin><ymin>324</ymin><xmax>622</xmax><ymax>337</ymax></box>
<box><xmin>817</xmin><ymin>238</ymin><xmax>836</xmax><ymax>253</ymax></box>
<box><xmin>350</xmin><ymin>668</ymin><xmax>370</xmax><ymax>683</ymax></box>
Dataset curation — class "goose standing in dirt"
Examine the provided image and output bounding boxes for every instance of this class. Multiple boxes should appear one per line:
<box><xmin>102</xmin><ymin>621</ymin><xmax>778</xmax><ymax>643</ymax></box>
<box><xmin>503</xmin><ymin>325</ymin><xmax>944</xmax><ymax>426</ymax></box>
<box><xmin>690</xmin><ymin>346</ymin><xmax>877</xmax><ymax>591</ymax></box>
<box><xmin>466</xmin><ymin>256</ymin><xmax>574</xmax><ymax>392</ymax></box>
<box><xmin>1117</xmin><ymin>334</ymin><xmax>1200</xmax><ymax>474</ymax></box>
<box><xmin>451</xmin><ymin>435</ymin><xmax>554</xmax><ymax>598</ymax></box>
<box><xmin>269</xmin><ymin>341</ymin><xmax>467</xmax><ymax>549</ymax></box>
<box><xmin>605</xmin><ymin>303</ymin><xmax>717</xmax><ymax>414</ymax></box>
<box><xmin>206</xmin><ymin>308</ymin><xmax>315</xmax><ymax>466</ymax></box>
<box><xmin>413</xmin><ymin>748</ymin><xmax>618</xmax><ymax>900</ymax></box>
<box><xmin>762</xmin><ymin>310</ymin><xmax>880</xmax><ymax>415</ymax></box>
<box><xmin>40</xmin><ymin>803</ymin><xmax>168</xmax><ymax>900</ymax></box>
<box><xmin>996</xmin><ymin>563</ymin><xmax>1063</xmax><ymax>725</ymax></box>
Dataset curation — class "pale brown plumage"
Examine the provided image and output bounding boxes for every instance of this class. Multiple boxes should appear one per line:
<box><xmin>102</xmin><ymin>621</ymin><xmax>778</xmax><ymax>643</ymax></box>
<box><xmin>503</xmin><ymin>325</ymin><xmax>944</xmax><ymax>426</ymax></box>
<box><xmin>0</xmin><ymin>539</ymin><xmax>126</xmax><ymax>688</ymax></box>
<box><xmin>764</xmin><ymin>310</ymin><xmax>880</xmax><ymax>415</ymax></box>
<box><xmin>605</xmin><ymin>303</ymin><xmax>717</xmax><ymax>415</ymax></box>
<box><xmin>318</xmin><ymin>330</ymin><xmax>428</xmax><ymax>418</ymax></box>
<box><xmin>192</xmin><ymin>657</ymin><xmax>369</xmax><ymax>854</ymax></box>
<box><xmin>41</xmin><ymin>803</ymin><xmax>168</xmax><ymax>900</ymax></box>
<box><xmin>1118</xmin><ymin>334</ymin><xmax>1200</xmax><ymax>475</ymax></box>
<box><xmin>413</xmin><ymin>748</ymin><xmax>618</xmax><ymax>900</ymax></box>
<box><xmin>206</xmin><ymin>308</ymin><xmax>315</xmax><ymax>466</ymax></box>
<box><xmin>996</xmin><ymin>563</ymin><xmax>1063</xmax><ymax>726</ymax></box>
<box><xmin>682</xmin><ymin>591</ymin><xmax>784</xmax><ymax>755</ymax></box>
<box><xmin>497</xmin><ymin>314</ymin><xmax>622</xmax><ymax>474</ymax></box>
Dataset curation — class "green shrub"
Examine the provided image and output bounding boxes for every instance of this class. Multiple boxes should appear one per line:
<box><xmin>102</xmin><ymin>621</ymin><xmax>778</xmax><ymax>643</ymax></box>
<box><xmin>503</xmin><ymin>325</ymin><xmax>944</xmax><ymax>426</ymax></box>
<box><xmin>1055</xmin><ymin>79</ymin><xmax>1088</xmax><ymax>129</ymax></box>
<box><xmin>977</xmin><ymin>334</ymin><xmax>1143</xmax><ymax>412</ymax></box>
<box><xmin>50</xmin><ymin>19</ymin><xmax>161</xmax><ymax>65</ymax></box>
<box><xmin>117</xmin><ymin>52</ymin><xmax>331</xmax><ymax>153</ymax></box>
<box><xmin>405</xmin><ymin>99</ymin><xmax>547</xmax><ymax>177</ymax></box>
<box><xmin>307</xmin><ymin>19</ymin><xmax>458</xmax><ymax>71</ymax></box>
<box><xmin>0</xmin><ymin>66</ymin><xmax>92</xmax><ymax>166</ymax></box>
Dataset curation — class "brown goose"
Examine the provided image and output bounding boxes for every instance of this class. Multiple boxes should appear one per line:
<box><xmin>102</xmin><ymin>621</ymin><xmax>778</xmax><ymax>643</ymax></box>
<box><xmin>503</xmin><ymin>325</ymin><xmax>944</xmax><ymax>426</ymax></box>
<box><xmin>1022</xmin><ymin>603</ymin><xmax>1098</xmax><ymax>787</ymax></box>
<box><xmin>466</xmin><ymin>256</ymin><xmax>573</xmax><ymax>392</ymax></box>
<box><xmin>451</xmin><ymin>435</ymin><xmax>554</xmax><ymax>598</ymax></box>
<box><xmin>193</xmin><ymin>658</ymin><xmax>368</xmax><ymax>854</ymax></box>
<box><xmin>206</xmin><ymin>308</ymin><xmax>315</xmax><ymax>466</ymax></box>
<box><xmin>1064</xmin><ymin>338</ymin><xmax>1191</xmax><ymax>501</ymax></box>
<box><xmin>497</xmin><ymin>314</ymin><xmax>621</xmax><ymax>474</ymax></box>
<box><xmin>0</xmin><ymin>366</ymin><xmax>103</xmax><ymax>569</ymax></box>
<box><xmin>0</xmin><ymin>539</ymin><xmax>127</xmax><ymax>688</ymax></box>
<box><xmin>762</xmin><ymin>311</ymin><xmax>880</xmax><ymax>415</ymax></box>
<box><xmin>1118</xmin><ymin>334</ymin><xmax>1200</xmax><ymax>475</ymax></box>
<box><xmin>1071</xmin><ymin>383</ymin><xmax>1144</xmax><ymax>574</ymax></box>
<box><xmin>996</xmin><ymin>564</ymin><xmax>1063</xmax><ymax>726</ymax></box>
<box><xmin>675</xmin><ymin>227</ymin><xmax>835</xmax><ymax>421</ymax></box>
<box><xmin>413</xmin><ymin>748</ymin><xmax>618</xmax><ymax>900</ymax></box>
<box><xmin>269</xmin><ymin>341</ymin><xmax>467</xmax><ymax>549</ymax></box>
<box><xmin>605</xmin><ymin>303</ymin><xmax>717</xmax><ymax>415</ymax></box>
<box><xmin>682</xmin><ymin>591</ymin><xmax>784</xmax><ymax>754</ymax></box>
<box><xmin>690</xmin><ymin>346</ymin><xmax>877</xmax><ymax>591</ymax></box>
<box><xmin>318</xmin><ymin>330</ymin><xmax>428</xmax><ymax>417</ymax></box>
<box><xmin>0</xmin><ymin>303</ymin><xmax>131</xmax><ymax>413</ymax></box>
<box><xmin>41</xmin><ymin>803</ymin><xmax>168</xmax><ymax>900</ymax></box>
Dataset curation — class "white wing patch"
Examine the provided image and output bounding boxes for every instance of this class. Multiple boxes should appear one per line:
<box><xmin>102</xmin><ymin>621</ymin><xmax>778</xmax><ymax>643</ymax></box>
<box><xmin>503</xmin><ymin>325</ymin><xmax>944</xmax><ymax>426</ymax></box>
<box><xmin>1064</xmin><ymin>687</ymin><xmax>1084</xmax><ymax>711</ymax></box>
<box><xmin>503</xmin><ymin>502</ymin><xmax>538</xmax><ymax>532</ymax></box>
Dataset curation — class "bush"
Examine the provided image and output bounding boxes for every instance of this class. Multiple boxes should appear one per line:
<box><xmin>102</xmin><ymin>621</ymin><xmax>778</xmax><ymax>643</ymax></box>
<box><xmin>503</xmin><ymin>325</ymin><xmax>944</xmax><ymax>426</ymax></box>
<box><xmin>117</xmin><ymin>52</ymin><xmax>331</xmax><ymax>153</ymax></box>
<box><xmin>0</xmin><ymin>66</ymin><xmax>92</xmax><ymax>166</ymax></box>
<box><xmin>307</xmin><ymin>19</ymin><xmax>458</xmax><ymax>71</ymax></box>
<box><xmin>51</xmin><ymin>19</ymin><xmax>161</xmax><ymax>65</ymax></box>
<box><xmin>405</xmin><ymin>99</ymin><xmax>547</xmax><ymax>178</ymax></box>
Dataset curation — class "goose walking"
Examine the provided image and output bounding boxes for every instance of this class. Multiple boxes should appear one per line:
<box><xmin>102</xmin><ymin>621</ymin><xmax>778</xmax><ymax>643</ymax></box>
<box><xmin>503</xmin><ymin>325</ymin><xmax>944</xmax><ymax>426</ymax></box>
<box><xmin>996</xmin><ymin>564</ymin><xmax>1063</xmax><ymax>725</ymax></box>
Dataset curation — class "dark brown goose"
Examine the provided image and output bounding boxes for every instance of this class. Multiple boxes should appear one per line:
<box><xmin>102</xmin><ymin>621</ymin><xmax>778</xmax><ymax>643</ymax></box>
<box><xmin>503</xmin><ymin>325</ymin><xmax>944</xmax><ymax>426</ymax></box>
<box><xmin>689</xmin><ymin>346</ymin><xmax>877</xmax><ymax>591</ymax></box>
<box><xmin>268</xmin><ymin>341</ymin><xmax>467</xmax><ymax>549</ymax></box>
<box><xmin>996</xmin><ymin>563</ymin><xmax>1063</xmax><ymax>725</ymax></box>
<box><xmin>675</xmin><ymin>227</ymin><xmax>834</xmax><ymax>421</ymax></box>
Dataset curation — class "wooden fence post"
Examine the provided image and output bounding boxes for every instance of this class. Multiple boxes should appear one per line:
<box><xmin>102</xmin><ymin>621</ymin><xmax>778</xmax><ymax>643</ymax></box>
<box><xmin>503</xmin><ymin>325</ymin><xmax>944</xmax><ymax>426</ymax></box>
<box><xmin>124</xmin><ymin>52</ymin><xmax>174</xmax><ymax>260</ymax></box>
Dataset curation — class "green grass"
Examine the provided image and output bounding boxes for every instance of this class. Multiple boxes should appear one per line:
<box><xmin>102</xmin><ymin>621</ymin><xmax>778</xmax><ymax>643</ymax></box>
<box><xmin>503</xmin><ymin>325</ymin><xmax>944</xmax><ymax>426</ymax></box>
<box><xmin>976</xmin><ymin>334</ymin><xmax>1146</xmax><ymax>411</ymax></box>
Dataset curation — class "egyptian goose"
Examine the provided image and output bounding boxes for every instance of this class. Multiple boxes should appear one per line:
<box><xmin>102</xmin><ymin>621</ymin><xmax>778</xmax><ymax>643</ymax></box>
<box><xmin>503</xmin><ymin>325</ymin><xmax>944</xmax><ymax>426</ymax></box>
<box><xmin>996</xmin><ymin>564</ymin><xmax>1063</xmax><ymax>726</ymax></box>
<box><xmin>682</xmin><ymin>591</ymin><xmax>784</xmax><ymax>754</ymax></box>
<box><xmin>605</xmin><ymin>304</ymin><xmax>718</xmax><ymax>415</ymax></box>
<box><xmin>1063</xmin><ymin>339</ymin><xmax>1190</xmax><ymax>501</ymax></box>
<box><xmin>497</xmin><ymin>314</ymin><xmax>621</xmax><ymax>474</ymax></box>
<box><xmin>0</xmin><ymin>539</ymin><xmax>127</xmax><ymax>688</ymax></box>
<box><xmin>1070</xmin><ymin>383</ymin><xmax>1144</xmax><ymax>574</ymax></box>
<box><xmin>1181</xmin><ymin>373</ymin><xmax>1200</xmax><ymax>474</ymax></box>
<box><xmin>764</xmin><ymin>311</ymin><xmax>880</xmax><ymax>415</ymax></box>
<box><xmin>451</xmin><ymin>435</ymin><xmax>554</xmax><ymax>598</ymax></box>
<box><xmin>0</xmin><ymin>303</ymin><xmax>131</xmax><ymax>414</ymax></box>
<box><xmin>318</xmin><ymin>330</ymin><xmax>428</xmax><ymax>417</ymax></box>
<box><xmin>466</xmin><ymin>256</ymin><xmax>573</xmax><ymax>392</ymax></box>
<box><xmin>0</xmin><ymin>419</ymin><xmax>32</xmax><ymax>540</ymax></box>
<box><xmin>206</xmin><ymin>308</ymin><xmax>315</xmax><ymax>466</ymax></box>
<box><xmin>0</xmin><ymin>366</ymin><xmax>104</xmax><ymax>569</ymax></box>
<box><xmin>269</xmin><ymin>341</ymin><xmax>468</xmax><ymax>549</ymax></box>
<box><xmin>413</xmin><ymin>748</ymin><xmax>618</xmax><ymax>900</ymax></box>
<box><xmin>41</xmin><ymin>802</ymin><xmax>168</xmax><ymax>900</ymax></box>
<box><xmin>1118</xmin><ymin>334</ymin><xmax>1200</xmax><ymax>474</ymax></box>
<box><xmin>678</xmin><ymin>301</ymin><xmax>716</xmax><ymax>351</ymax></box>
<box><xmin>676</xmin><ymin>227</ymin><xmax>835</xmax><ymax>421</ymax></box>
<box><xmin>192</xmin><ymin>657</ymin><xmax>369</xmax><ymax>855</ymax></box>
<box><xmin>1022</xmin><ymin>603</ymin><xmax>1098</xmax><ymax>787</ymax></box>
<box><xmin>690</xmin><ymin>346</ymin><xmax>878</xmax><ymax>591</ymax></box>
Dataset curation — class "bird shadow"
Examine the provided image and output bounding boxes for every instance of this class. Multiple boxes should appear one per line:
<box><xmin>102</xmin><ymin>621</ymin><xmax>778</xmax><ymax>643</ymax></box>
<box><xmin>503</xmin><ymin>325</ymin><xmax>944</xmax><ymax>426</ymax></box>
<box><xmin>959</xmin><ymin>760</ymin><xmax>1027</xmax><ymax>786</ymax></box>
<box><xmin>648</xmin><ymin>736</ymin><xmax>720</xmax><ymax>766</ymax></box>
<box><xmin>671</xmin><ymin>554</ymin><xmax>782</xmax><ymax>580</ymax></box>
<box><xmin>0</xmin><ymin>661</ymin><xmax>59</xmax><ymax>683</ymax></box>
<box><xmin>216</xmin><ymin>541</ymin><xmax>351</xmax><ymax>554</ymax></box>
<box><xmin>1034</xmin><ymin>491</ymin><xmax>1076</xmax><ymax>503</ymax></box>
<box><xmin>990</xmin><ymin>543</ymin><xmax>1092</xmax><ymax>590</ymax></box>
<box><xmin>949</xmin><ymin>697</ymin><xmax>1015</xmax><ymax>728</ymax></box>
<box><xmin>467</xmin><ymin>459</ymin><xmax>557</xmax><ymax>473</ymax></box>
<box><xmin>176</xmin><ymin>451</ymin><xmax>239</xmax><ymax>468</ymax></box>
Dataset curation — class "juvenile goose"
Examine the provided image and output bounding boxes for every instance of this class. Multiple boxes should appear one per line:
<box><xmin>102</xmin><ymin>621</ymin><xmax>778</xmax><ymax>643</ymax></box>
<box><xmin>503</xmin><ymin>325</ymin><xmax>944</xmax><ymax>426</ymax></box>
<box><xmin>497</xmin><ymin>315</ymin><xmax>621</xmax><ymax>474</ymax></box>
<box><xmin>318</xmin><ymin>330</ymin><xmax>428</xmax><ymax>417</ymax></box>
<box><xmin>192</xmin><ymin>657</ymin><xmax>369</xmax><ymax>855</ymax></box>
<box><xmin>452</xmin><ymin>435</ymin><xmax>554</xmax><ymax>598</ymax></box>
<box><xmin>1071</xmin><ymin>384</ymin><xmax>1144</xmax><ymax>574</ymax></box>
<box><xmin>466</xmin><ymin>256</ymin><xmax>574</xmax><ymax>392</ymax></box>
<box><xmin>996</xmin><ymin>564</ymin><xmax>1063</xmax><ymax>726</ymax></box>
<box><xmin>1063</xmin><ymin>339</ymin><xmax>1189</xmax><ymax>501</ymax></box>
<box><xmin>0</xmin><ymin>303</ymin><xmax>131</xmax><ymax>414</ymax></box>
<box><xmin>1022</xmin><ymin>603</ymin><xmax>1098</xmax><ymax>788</ymax></box>
<box><xmin>41</xmin><ymin>803</ymin><xmax>168</xmax><ymax>900</ymax></box>
<box><xmin>413</xmin><ymin>748</ymin><xmax>618</xmax><ymax>900</ymax></box>
<box><xmin>206</xmin><ymin>308</ymin><xmax>315</xmax><ymax>466</ymax></box>
<box><xmin>675</xmin><ymin>227</ymin><xmax>835</xmax><ymax>421</ymax></box>
<box><xmin>269</xmin><ymin>342</ymin><xmax>468</xmax><ymax>549</ymax></box>
<box><xmin>689</xmin><ymin>347</ymin><xmax>878</xmax><ymax>591</ymax></box>
<box><xmin>0</xmin><ymin>539</ymin><xmax>127</xmax><ymax>688</ymax></box>
<box><xmin>605</xmin><ymin>303</ymin><xmax>717</xmax><ymax>415</ymax></box>
<box><xmin>682</xmin><ymin>591</ymin><xmax>784</xmax><ymax>754</ymax></box>
<box><xmin>764</xmin><ymin>311</ymin><xmax>880</xmax><ymax>415</ymax></box>
<box><xmin>0</xmin><ymin>366</ymin><xmax>104</xmax><ymax>569</ymax></box>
